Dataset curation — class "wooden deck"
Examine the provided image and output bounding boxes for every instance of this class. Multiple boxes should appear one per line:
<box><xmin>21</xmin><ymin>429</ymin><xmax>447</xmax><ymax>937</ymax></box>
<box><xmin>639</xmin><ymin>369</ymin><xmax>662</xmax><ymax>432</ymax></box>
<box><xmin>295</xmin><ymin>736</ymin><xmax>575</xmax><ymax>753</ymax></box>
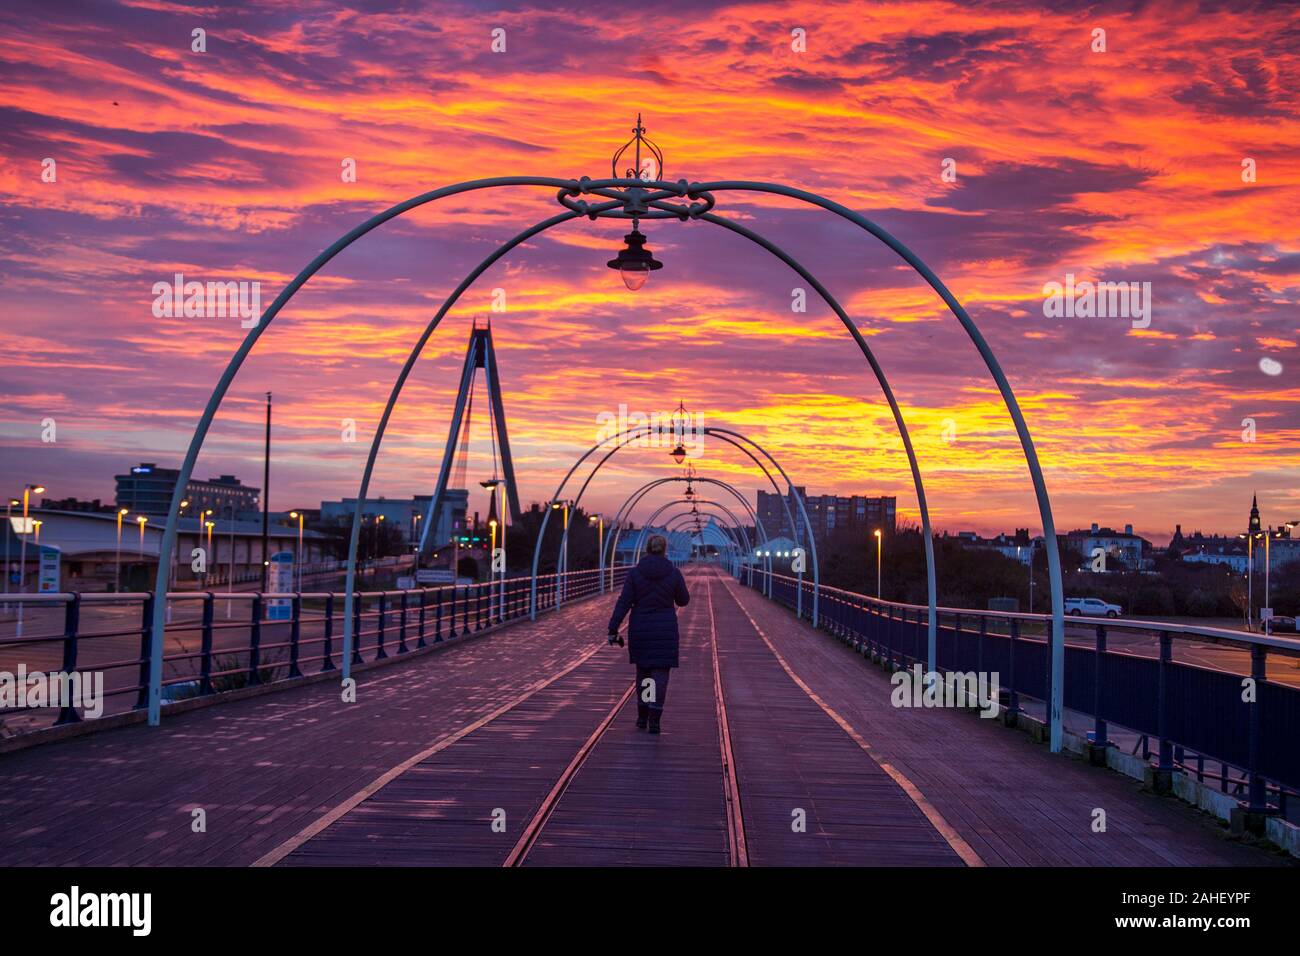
<box><xmin>0</xmin><ymin>567</ymin><xmax>1286</xmax><ymax>867</ymax></box>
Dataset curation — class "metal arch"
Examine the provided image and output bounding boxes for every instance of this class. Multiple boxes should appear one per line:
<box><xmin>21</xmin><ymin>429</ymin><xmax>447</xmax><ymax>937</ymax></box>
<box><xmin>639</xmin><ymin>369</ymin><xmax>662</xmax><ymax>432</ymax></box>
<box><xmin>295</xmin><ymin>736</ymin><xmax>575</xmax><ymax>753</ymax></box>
<box><xmin>663</xmin><ymin>513</ymin><xmax>746</xmax><ymax>575</ymax></box>
<box><xmin>662</xmin><ymin>509</ymin><xmax>748</xmax><ymax>558</ymax></box>
<box><xmin>145</xmin><ymin>174</ymin><xmax>596</xmax><ymax>722</ymax></box>
<box><xmin>548</xmin><ymin>424</ymin><xmax>800</xmax><ymax>582</ymax></box>
<box><xmin>680</xmin><ymin>179</ymin><xmax>1066</xmax><ymax>752</ymax></box>
<box><xmin>341</xmin><ymin>207</ymin><xmax>594</xmax><ymax>679</ymax></box>
<box><xmin>631</xmin><ymin>484</ymin><xmax>770</xmax><ymax>582</ymax></box>
<box><xmin>583</xmin><ymin>434</ymin><xmax>797</xmax><ymax>584</ymax></box>
<box><xmin>551</xmin><ymin>424</ymin><xmax>807</xmax><ymax>609</ymax></box>
<box><xmin>603</xmin><ymin>477</ymin><xmax>770</xmax><ymax>593</ymax></box>
<box><xmin>149</xmin><ymin>172</ymin><xmax>1062</xmax><ymax>748</ymax></box>
<box><xmin>662</xmin><ymin>510</ymin><xmax>746</xmax><ymax>564</ymax></box>
<box><xmin>635</xmin><ymin>494</ymin><xmax>769</xmax><ymax>566</ymax></box>
<box><xmin>527</xmin><ymin>425</ymin><xmax>658</xmax><ymax>619</ymax></box>
<box><xmin>691</xmin><ymin>214</ymin><xmax>937</xmax><ymax>682</ymax></box>
<box><xmin>706</xmin><ymin>428</ymin><xmax>822</xmax><ymax>622</ymax></box>
<box><xmin>658</xmin><ymin>503</ymin><xmax>757</xmax><ymax>562</ymax></box>
<box><xmin>607</xmin><ymin>483</ymin><xmax>763</xmax><ymax>590</ymax></box>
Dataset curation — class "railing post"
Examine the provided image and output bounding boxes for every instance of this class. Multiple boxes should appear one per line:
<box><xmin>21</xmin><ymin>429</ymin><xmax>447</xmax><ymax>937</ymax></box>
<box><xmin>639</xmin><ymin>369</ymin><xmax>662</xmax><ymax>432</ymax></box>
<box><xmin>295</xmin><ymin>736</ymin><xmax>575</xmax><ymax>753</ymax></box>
<box><xmin>288</xmin><ymin>594</ymin><xmax>303</xmax><ymax>678</ymax></box>
<box><xmin>248</xmin><ymin>594</ymin><xmax>263</xmax><ymax>685</ymax></box>
<box><xmin>449</xmin><ymin>585</ymin><xmax>458</xmax><ymax>637</ymax></box>
<box><xmin>1005</xmin><ymin>618</ymin><xmax>1020</xmax><ymax>722</ymax></box>
<box><xmin>200</xmin><ymin>591</ymin><xmax>215</xmax><ymax>692</ymax></box>
<box><xmin>886</xmin><ymin>607</ymin><xmax>895</xmax><ymax>671</ymax></box>
<box><xmin>397</xmin><ymin>591</ymin><xmax>409</xmax><ymax>654</ymax></box>
<box><xmin>1152</xmin><ymin>630</ymin><xmax>1174</xmax><ymax>793</ymax></box>
<box><xmin>1091</xmin><ymin>624</ymin><xmax>1108</xmax><ymax>755</ymax></box>
<box><xmin>416</xmin><ymin>589</ymin><xmax>427</xmax><ymax>649</ymax></box>
<box><xmin>952</xmin><ymin>613</ymin><xmax>962</xmax><ymax>676</ymax></box>
<box><xmin>135</xmin><ymin>593</ymin><xmax>155</xmax><ymax>710</ymax></box>
<box><xmin>1246</xmin><ymin>644</ymin><xmax>1268</xmax><ymax>814</ymax></box>
<box><xmin>977</xmin><ymin>616</ymin><xmax>986</xmax><ymax>683</ymax></box>
<box><xmin>375</xmin><ymin>593</ymin><xmax>388</xmax><ymax>659</ymax></box>
<box><xmin>320</xmin><ymin>594</ymin><xmax>336</xmax><ymax>672</ymax></box>
<box><xmin>352</xmin><ymin>593</ymin><xmax>364</xmax><ymax>665</ymax></box>
<box><xmin>475</xmin><ymin>582</ymin><xmax>484</xmax><ymax>631</ymax></box>
<box><xmin>435</xmin><ymin>587</ymin><xmax>444</xmax><ymax>642</ymax></box>
<box><xmin>55</xmin><ymin>595</ymin><xmax>81</xmax><ymax>724</ymax></box>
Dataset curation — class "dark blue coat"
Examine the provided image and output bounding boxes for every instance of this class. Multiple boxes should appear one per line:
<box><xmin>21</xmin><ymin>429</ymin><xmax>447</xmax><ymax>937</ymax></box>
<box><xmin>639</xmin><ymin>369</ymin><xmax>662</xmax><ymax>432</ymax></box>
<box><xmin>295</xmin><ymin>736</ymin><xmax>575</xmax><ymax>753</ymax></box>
<box><xmin>608</xmin><ymin>554</ymin><xmax>690</xmax><ymax>668</ymax></box>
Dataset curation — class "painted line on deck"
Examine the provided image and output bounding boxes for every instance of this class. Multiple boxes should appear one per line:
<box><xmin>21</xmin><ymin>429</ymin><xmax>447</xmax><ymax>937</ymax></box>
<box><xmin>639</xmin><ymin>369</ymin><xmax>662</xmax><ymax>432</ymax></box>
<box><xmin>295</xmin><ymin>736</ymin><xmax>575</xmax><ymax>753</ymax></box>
<box><xmin>251</xmin><ymin>641</ymin><xmax>610</xmax><ymax>867</ymax></box>
<box><xmin>717</xmin><ymin>573</ymin><xmax>986</xmax><ymax>868</ymax></box>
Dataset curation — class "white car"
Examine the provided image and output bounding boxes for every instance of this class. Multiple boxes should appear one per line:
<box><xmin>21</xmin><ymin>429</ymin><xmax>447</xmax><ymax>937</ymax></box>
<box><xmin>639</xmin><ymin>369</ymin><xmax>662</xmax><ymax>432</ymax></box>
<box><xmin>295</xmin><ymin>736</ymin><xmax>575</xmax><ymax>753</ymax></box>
<box><xmin>1065</xmin><ymin>597</ymin><xmax>1121</xmax><ymax>618</ymax></box>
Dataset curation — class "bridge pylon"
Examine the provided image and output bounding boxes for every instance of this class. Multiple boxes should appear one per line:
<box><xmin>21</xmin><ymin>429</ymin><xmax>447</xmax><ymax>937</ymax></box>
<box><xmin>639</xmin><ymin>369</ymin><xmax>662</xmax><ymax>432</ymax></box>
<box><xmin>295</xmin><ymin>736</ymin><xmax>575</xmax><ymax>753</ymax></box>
<box><xmin>419</xmin><ymin>321</ymin><xmax>522</xmax><ymax>555</ymax></box>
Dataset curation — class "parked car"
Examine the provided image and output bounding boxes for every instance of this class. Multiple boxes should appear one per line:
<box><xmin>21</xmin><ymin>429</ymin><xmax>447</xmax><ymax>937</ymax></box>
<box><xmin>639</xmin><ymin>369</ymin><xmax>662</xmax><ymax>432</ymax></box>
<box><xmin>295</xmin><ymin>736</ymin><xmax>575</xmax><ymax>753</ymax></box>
<box><xmin>1258</xmin><ymin>615</ymin><xmax>1298</xmax><ymax>633</ymax></box>
<box><xmin>1064</xmin><ymin>596</ymin><xmax>1122</xmax><ymax>618</ymax></box>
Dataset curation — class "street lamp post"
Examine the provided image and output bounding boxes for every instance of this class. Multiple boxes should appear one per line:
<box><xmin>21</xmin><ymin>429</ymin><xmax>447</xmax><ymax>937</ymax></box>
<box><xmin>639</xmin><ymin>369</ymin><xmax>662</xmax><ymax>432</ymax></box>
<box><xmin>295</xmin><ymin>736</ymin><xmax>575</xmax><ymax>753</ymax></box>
<box><xmin>497</xmin><ymin>482</ymin><xmax>507</xmax><ymax>619</ymax></box>
<box><xmin>552</xmin><ymin>501</ymin><xmax>570</xmax><ymax>605</ymax></box>
<box><xmin>3</xmin><ymin>497</ymin><xmax>17</xmax><ymax>612</ymax></box>
<box><xmin>488</xmin><ymin>517</ymin><xmax>498</xmax><ymax>620</ymax></box>
<box><xmin>204</xmin><ymin>520</ymin><xmax>214</xmax><ymax>590</ymax></box>
<box><xmin>115</xmin><ymin>507</ymin><xmax>128</xmax><ymax>593</ymax></box>
<box><xmin>290</xmin><ymin>511</ymin><xmax>304</xmax><ymax>593</ymax></box>
<box><xmin>16</xmin><ymin>483</ymin><xmax>44</xmax><ymax>637</ymax></box>
<box><xmin>873</xmin><ymin>528</ymin><xmax>882</xmax><ymax>600</ymax></box>
<box><xmin>590</xmin><ymin>514</ymin><xmax>604</xmax><ymax>593</ymax></box>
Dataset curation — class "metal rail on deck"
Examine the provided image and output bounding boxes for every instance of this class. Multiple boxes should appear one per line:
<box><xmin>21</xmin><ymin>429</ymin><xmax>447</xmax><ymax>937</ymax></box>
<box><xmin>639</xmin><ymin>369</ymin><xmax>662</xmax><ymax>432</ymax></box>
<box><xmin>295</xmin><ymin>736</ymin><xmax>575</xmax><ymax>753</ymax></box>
<box><xmin>0</xmin><ymin>566</ymin><xmax>628</xmax><ymax>735</ymax></box>
<box><xmin>751</xmin><ymin>571</ymin><xmax>1300</xmax><ymax>820</ymax></box>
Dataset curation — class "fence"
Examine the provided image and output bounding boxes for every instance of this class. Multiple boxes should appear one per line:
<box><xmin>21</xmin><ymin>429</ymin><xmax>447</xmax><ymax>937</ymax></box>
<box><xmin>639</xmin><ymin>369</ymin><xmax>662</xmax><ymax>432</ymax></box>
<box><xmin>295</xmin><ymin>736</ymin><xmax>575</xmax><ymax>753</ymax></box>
<box><xmin>754</xmin><ymin>571</ymin><xmax>1300</xmax><ymax>818</ymax></box>
<box><xmin>0</xmin><ymin>565</ymin><xmax>626</xmax><ymax>737</ymax></box>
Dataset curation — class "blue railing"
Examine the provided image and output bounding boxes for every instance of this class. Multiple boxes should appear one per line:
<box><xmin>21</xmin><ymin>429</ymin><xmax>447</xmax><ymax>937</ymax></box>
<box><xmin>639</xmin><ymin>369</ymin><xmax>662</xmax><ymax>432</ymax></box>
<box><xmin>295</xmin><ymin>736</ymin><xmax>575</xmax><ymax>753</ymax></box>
<box><xmin>0</xmin><ymin>565</ymin><xmax>627</xmax><ymax>737</ymax></box>
<box><xmin>753</xmin><ymin>571</ymin><xmax>1300</xmax><ymax>817</ymax></box>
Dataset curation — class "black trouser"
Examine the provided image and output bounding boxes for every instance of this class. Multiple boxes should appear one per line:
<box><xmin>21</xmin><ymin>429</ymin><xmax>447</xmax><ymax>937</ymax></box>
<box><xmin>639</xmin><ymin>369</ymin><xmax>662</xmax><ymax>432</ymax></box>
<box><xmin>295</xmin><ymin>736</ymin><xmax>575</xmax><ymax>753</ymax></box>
<box><xmin>634</xmin><ymin>666</ymin><xmax>670</xmax><ymax>712</ymax></box>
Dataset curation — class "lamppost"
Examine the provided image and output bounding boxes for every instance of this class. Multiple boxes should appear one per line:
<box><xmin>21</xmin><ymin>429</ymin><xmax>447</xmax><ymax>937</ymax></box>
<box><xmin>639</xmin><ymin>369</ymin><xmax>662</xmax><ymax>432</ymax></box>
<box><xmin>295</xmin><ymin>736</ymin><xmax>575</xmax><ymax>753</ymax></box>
<box><xmin>873</xmin><ymin>528</ymin><xmax>882</xmax><ymax>599</ymax></box>
<box><xmin>1239</xmin><ymin>531</ymin><xmax>1262</xmax><ymax>629</ymax></box>
<box><xmin>590</xmin><ymin>513</ymin><xmax>605</xmax><ymax>592</ymax></box>
<box><xmin>488</xmin><ymin>516</ymin><xmax>498</xmax><ymax>618</ymax></box>
<box><xmin>289</xmin><ymin>511</ymin><xmax>304</xmax><ymax>593</ymax></box>
<box><xmin>204</xmin><ymin>520</ymin><xmax>215</xmax><ymax>589</ymax></box>
<box><xmin>15</xmin><ymin>483</ymin><xmax>45</xmax><ymax>637</ymax></box>
<box><xmin>552</xmin><ymin>500</ymin><xmax>570</xmax><ymax>604</ymax></box>
<box><xmin>3</xmin><ymin>496</ymin><xmax>18</xmax><ymax>611</ymax></box>
<box><xmin>114</xmin><ymin>507</ymin><xmax>128</xmax><ymax>593</ymax></box>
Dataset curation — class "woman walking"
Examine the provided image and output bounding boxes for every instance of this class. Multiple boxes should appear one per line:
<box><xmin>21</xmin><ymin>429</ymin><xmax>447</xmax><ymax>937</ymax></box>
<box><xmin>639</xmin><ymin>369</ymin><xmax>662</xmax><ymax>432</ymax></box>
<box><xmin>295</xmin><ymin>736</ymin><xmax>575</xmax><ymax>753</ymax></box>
<box><xmin>607</xmin><ymin>534</ymin><xmax>690</xmax><ymax>734</ymax></box>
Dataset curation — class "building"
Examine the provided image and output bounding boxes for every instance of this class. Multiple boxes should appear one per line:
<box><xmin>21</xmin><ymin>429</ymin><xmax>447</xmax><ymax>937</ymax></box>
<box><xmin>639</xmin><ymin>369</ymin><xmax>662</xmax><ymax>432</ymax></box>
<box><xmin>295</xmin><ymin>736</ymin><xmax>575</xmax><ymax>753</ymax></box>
<box><xmin>756</xmin><ymin>487</ymin><xmax>896</xmax><ymax>544</ymax></box>
<box><xmin>114</xmin><ymin>462</ymin><xmax>260</xmax><ymax>519</ymax></box>
<box><xmin>319</xmin><ymin>490</ymin><xmax>468</xmax><ymax>546</ymax></box>
<box><xmin>1062</xmin><ymin>522</ymin><xmax>1151</xmax><ymax>571</ymax></box>
<box><xmin>1172</xmin><ymin>497</ymin><xmax>1300</xmax><ymax>574</ymax></box>
<box><xmin>3</xmin><ymin>508</ymin><xmax>328</xmax><ymax>592</ymax></box>
<box><xmin>951</xmin><ymin>528</ymin><xmax>1036</xmax><ymax>564</ymax></box>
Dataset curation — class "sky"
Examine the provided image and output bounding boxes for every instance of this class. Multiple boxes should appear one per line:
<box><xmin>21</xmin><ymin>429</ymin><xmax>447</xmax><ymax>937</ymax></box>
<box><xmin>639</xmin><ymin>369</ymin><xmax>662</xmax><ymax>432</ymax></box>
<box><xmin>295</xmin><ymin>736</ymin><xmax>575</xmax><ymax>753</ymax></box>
<box><xmin>1</xmin><ymin>0</ymin><xmax>1297</xmax><ymax>544</ymax></box>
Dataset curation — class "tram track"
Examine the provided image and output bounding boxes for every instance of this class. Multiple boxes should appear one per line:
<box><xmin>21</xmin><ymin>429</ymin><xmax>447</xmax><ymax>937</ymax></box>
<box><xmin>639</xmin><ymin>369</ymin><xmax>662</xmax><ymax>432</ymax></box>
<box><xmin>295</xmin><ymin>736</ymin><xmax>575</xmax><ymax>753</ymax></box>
<box><xmin>506</xmin><ymin>567</ymin><xmax>749</xmax><ymax>867</ymax></box>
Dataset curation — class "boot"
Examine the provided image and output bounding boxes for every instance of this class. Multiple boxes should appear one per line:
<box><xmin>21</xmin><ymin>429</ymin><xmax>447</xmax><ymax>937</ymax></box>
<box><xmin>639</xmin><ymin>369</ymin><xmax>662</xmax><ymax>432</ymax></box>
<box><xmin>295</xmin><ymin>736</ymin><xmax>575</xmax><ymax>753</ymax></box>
<box><xmin>635</xmin><ymin>703</ymin><xmax>648</xmax><ymax>730</ymax></box>
<box><xmin>647</xmin><ymin>710</ymin><xmax>661</xmax><ymax>735</ymax></box>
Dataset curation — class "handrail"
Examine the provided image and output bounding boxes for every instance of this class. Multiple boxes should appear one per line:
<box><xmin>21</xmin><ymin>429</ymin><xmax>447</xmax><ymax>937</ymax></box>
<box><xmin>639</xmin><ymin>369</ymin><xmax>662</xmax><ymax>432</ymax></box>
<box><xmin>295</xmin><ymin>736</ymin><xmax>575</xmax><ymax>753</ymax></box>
<box><xmin>761</xmin><ymin>570</ymin><xmax>1300</xmax><ymax>655</ymax></box>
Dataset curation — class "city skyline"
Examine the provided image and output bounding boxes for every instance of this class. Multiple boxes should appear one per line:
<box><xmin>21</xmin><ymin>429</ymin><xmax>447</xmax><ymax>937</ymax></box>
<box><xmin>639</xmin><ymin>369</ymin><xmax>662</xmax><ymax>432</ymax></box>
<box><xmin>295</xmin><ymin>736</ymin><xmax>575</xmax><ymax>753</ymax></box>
<box><xmin>2</xmin><ymin>1</ymin><xmax>1297</xmax><ymax>549</ymax></box>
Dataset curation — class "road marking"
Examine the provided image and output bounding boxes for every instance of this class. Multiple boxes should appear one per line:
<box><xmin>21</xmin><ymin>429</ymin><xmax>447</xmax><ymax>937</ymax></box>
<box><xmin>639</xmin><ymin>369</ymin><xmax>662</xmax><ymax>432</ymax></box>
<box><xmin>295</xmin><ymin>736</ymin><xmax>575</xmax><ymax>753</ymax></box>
<box><xmin>504</xmin><ymin>683</ymin><xmax>635</xmax><ymax>866</ymax></box>
<box><xmin>703</xmin><ymin>574</ymin><xmax>749</xmax><ymax>867</ymax></box>
<box><xmin>717</xmin><ymin>573</ymin><xmax>986</xmax><ymax>868</ymax></box>
<box><xmin>251</xmin><ymin>641</ymin><xmax>608</xmax><ymax>867</ymax></box>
